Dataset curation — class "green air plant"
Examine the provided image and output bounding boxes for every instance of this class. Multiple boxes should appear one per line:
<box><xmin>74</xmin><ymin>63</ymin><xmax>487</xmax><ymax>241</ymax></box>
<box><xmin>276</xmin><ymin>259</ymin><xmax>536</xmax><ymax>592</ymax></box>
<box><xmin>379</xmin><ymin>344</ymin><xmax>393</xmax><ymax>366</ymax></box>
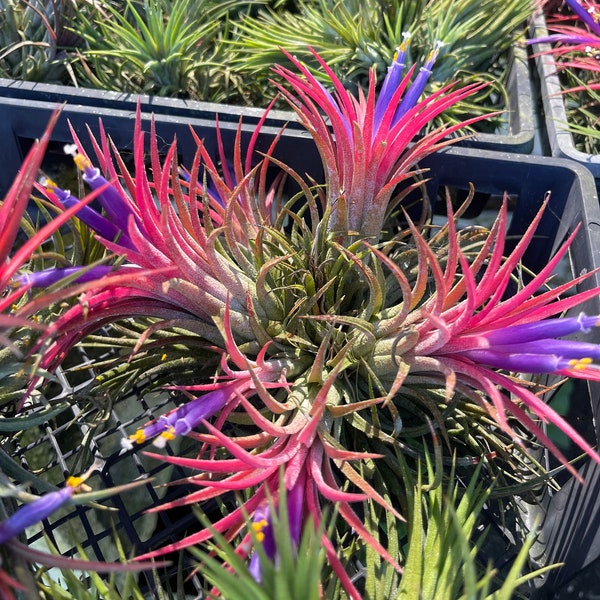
<box><xmin>396</xmin><ymin>448</ymin><xmax>559</xmax><ymax>600</ymax></box>
<box><xmin>72</xmin><ymin>0</ymin><xmax>259</xmax><ymax>100</ymax></box>
<box><xmin>559</xmin><ymin>70</ymin><xmax>600</xmax><ymax>154</ymax></box>
<box><xmin>5</xmin><ymin>41</ymin><xmax>600</xmax><ymax>596</ymax></box>
<box><xmin>230</xmin><ymin>0</ymin><xmax>535</xmax><ymax>128</ymax></box>
<box><xmin>0</xmin><ymin>0</ymin><xmax>80</xmax><ymax>83</ymax></box>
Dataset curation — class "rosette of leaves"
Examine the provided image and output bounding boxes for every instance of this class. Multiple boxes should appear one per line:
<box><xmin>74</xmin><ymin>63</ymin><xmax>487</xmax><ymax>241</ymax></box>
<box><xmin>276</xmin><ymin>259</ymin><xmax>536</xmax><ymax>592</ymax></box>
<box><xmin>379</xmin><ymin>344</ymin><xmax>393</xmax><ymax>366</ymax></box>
<box><xmin>71</xmin><ymin>0</ymin><xmax>260</xmax><ymax>100</ymax></box>
<box><xmin>0</xmin><ymin>0</ymin><xmax>81</xmax><ymax>82</ymax></box>
<box><xmin>229</xmin><ymin>0</ymin><xmax>535</xmax><ymax>130</ymax></box>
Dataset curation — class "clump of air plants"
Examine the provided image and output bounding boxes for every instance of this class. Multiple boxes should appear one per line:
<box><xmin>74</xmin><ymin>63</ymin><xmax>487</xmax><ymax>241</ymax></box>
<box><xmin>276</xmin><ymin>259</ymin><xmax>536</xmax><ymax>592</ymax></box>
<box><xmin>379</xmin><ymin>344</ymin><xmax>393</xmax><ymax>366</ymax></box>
<box><xmin>0</xmin><ymin>0</ymin><xmax>82</xmax><ymax>83</ymax></box>
<box><xmin>4</xmin><ymin>37</ymin><xmax>600</xmax><ymax>598</ymax></box>
<box><xmin>230</xmin><ymin>0</ymin><xmax>537</xmax><ymax>131</ymax></box>
<box><xmin>70</xmin><ymin>0</ymin><xmax>259</xmax><ymax>100</ymax></box>
<box><xmin>532</xmin><ymin>0</ymin><xmax>600</xmax><ymax>153</ymax></box>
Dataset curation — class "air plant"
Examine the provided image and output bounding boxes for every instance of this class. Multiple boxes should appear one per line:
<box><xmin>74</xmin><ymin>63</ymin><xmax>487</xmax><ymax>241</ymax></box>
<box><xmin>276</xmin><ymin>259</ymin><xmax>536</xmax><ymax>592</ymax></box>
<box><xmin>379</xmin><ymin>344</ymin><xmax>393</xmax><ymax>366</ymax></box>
<box><xmin>0</xmin><ymin>0</ymin><xmax>81</xmax><ymax>83</ymax></box>
<box><xmin>6</xmin><ymin>39</ymin><xmax>600</xmax><ymax>597</ymax></box>
<box><xmin>0</xmin><ymin>127</ymin><xmax>171</xmax><ymax>592</ymax></box>
<box><xmin>71</xmin><ymin>0</ymin><xmax>259</xmax><ymax>100</ymax></box>
<box><xmin>532</xmin><ymin>1</ymin><xmax>600</xmax><ymax>71</ymax></box>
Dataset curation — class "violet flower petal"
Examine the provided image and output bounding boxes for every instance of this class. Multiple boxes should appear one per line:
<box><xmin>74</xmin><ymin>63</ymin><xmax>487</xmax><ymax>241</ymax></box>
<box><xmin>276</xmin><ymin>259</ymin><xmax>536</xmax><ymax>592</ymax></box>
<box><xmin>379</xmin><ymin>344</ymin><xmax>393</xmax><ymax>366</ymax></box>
<box><xmin>0</xmin><ymin>486</ymin><xmax>74</xmax><ymax>544</ymax></box>
<box><xmin>121</xmin><ymin>383</ymin><xmax>235</xmax><ymax>449</ymax></box>
<box><xmin>490</xmin><ymin>339</ymin><xmax>600</xmax><ymax>361</ymax></box>
<box><xmin>64</xmin><ymin>145</ymin><xmax>139</xmax><ymax>235</ymax></box>
<box><xmin>374</xmin><ymin>32</ymin><xmax>412</xmax><ymax>126</ymax></box>
<box><xmin>483</xmin><ymin>314</ymin><xmax>600</xmax><ymax>345</ymax></box>
<box><xmin>248</xmin><ymin>504</ymin><xmax>276</xmax><ymax>584</ymax></box>
<box><xmin>565</xmin><ymin>0</ymin><xmax>600</xmax><ymax>37</ymax></box>
<box><xmin>16</xmin><ymin>265</ymin><xmax>114</xmax><ymax>289</ymax></box>
<box><xmin>460</xmin><ymin>349</ymin><xmax>565</xmax><ymax>373</ymax></box>
<box><xmin>42</xmin><ymin>178</ymin><xmax>133</xmax><ymax>247</ymax></box>
<box><xmin>393</xmin><ymin>41</ymin><xmax>443</xmax><ymax>123</ymax></box>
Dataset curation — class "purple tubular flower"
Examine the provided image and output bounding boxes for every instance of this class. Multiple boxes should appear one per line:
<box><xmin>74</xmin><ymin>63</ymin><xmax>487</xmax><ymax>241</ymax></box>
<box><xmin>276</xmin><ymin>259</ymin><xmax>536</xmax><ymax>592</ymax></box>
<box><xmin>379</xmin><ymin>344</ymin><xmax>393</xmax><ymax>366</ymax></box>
<box><xmin>65</xmin><ymin>145</ymin><xmax>139</xmax><ymax>235</ymax></box>
<box><xmin>529</xmin><ymin>33</ymin><xmax>600</xmax><ymax>46</ymax></box>
<box><xmin>461</xmin><ymin>349</ymin><xmax>592</xmax><ymax>373</ymax></box>
<box><xmin>248</xmin><ymin>504</ymin><xmax>276</xmax><ymax>583</ymax></box>
<box><xmin>81</xmin><ymin>170</ymin><xmax>136</xmax><ymax>233</ymax></box>
<box><xmin>394</xmin><ymin>41</ymin><xmax>443</xmax><ymax>123</ymax></box>
<box><xmin>287</xmin><ymin>469</ymin><xmax>305</xmax><ymax>547</ymax></box>
<box><xmin>43</xmin><ymin>178</ymin><xmax>135</xmax><ymax>249</ymax></box>
<box><xmin>482</xmin><ymin>314</ymin><xmax>600</xmax><ymax>345</ymax></box>
<box><xmin>374</xmin><ymin>32</ymin><xmax>412</xmax><ymax>126</ymax></box>
<box><xmin>248</xmin><ymin>472</ymin><xmax>305</xmax><ymax>584</ymax></box>
<box><xmin>565</xmin><ymin>0</ymin><xmax>600</xmax><ymax>37</ymax></box>
<box><xmin>16</xmin><ymin>265</ymin><xmax>114</xmax><ymax>289</ymax></box>
<box><xmin>0</xmin><ymin>477</ymin><xmax>85</xmax><ymax>544</ymax></box>
<box><xmin>121</xmin><ymin>383</ymin><xmax>235</xmax><ymax>450</ymax></box>
<box><xmin>458</xmin><ymin>314</ymin><xmax>600</xmax><ymax>374</ymax></box>
<box><xmin>489</xmin><ymin>339</ymin><xmax>600</xmax><ymax>360</ymax></box>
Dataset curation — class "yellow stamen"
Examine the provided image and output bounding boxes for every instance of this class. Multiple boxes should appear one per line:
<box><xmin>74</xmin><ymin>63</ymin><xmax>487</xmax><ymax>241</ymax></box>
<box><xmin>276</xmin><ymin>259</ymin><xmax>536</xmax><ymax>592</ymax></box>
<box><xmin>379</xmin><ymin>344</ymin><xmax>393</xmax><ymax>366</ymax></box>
<box><xmin>73</xmin><ymin>153</ymin><xmax>92</xmax><ymax>171</ymax></box>
<box><xmin>394</xmin><ymin>32</ymin><xmax>412</xmax><ymax>60</ymax></box>
<box><xmin>161</xmin><ymin>353</ymin><xmax>167</xmax><ymax>361</ymax></box>
<box><xmin>426</xmin><ymin>41</ymin><xmax>444</xmax><ymax>65</ymax></box>
<box><xmin>65</xmin><ymin>464</ymin><xmax>95</xmax><ymax>492</ymax></box>
<box><xmin>41</xmin><ymin>176</ymin><xmax>58</xmax><ymax>192</ymax></box>
<box><xmin>568</xmin><ymin>357</ymin><xmax>593</xmax><ymax>370</ymax></box>
<box><xmin>64</xmin><ymin>144</ymin><xmax>92</xmax><ymax>171</ymax></box>
<box><xmin>130</xmin><ymin>429</ymin><xmax>147</xmax><ymax>444</ymax></box>
<box><xmin>252</xmin><ymin>519</ymin><xmax>269</xmax><ymax>543</ymax></box>
<box><xmin>159</xmin><ymin>427</ymin><xmax>176</xmax><ymax>442</ymax></box>
<box><xmin>66</xmin><ymin>475</ymin><xmax>85</xmax><ymax>488</ymax></box>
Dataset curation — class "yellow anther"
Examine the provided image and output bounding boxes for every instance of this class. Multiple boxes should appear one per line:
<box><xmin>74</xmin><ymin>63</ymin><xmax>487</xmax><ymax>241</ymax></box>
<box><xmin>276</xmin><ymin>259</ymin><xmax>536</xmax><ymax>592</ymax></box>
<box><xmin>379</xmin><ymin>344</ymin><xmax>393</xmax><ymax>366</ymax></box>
<box><xmin>73</xmin><ymin>153</ymin><xmax>92</xmax><ymax>171</ymax></box>
<box><xmin>130</xmin><ymin>429</ymin><xmax>147</xmax><ymax>444</ymax></box>
<box><xmin>252</xmin><ymin>519</ymin><xmax>269</xmax><ymax>543</ymax></box>
<box><xmin>65</xmin><ymin>465</ymin><xmax>94</xmax><ymax>492</ymax></box>
<box><xmin>426</xmin><ymin>41</ymin><xmax>444</xmax><ymax>64</ymax></box>
<box><xmin>66</xmin><ymin>475</ymin><xmax>85</xmax><ymax>488</ymax></box>
<box><xmin>568</xmin><ymin>357</ymin><xmax>593</xmax><ymax>370</ymax></box>
<box><xmin>161</xmin><ymin>353</ymin><xmax>167</xmax><ymax>361</ymax></box>
<box><xmin>160</xmin><ymin>427</ymin><xmax>176</xmax><ymax>442</ymax></box>
<box><xmin>394</xmin><ymin>33</ymin><xmax>412</xmax><ymax>59</ymax></box>
<box><xmin>40</xmin><ymin>176</ymin><xmax>58</xmax><ymax>192</ymax></box>
<box><xmin>64</xmin><ymin>143</ymin><xmax>92</xmax><ymax>171</ymax></box>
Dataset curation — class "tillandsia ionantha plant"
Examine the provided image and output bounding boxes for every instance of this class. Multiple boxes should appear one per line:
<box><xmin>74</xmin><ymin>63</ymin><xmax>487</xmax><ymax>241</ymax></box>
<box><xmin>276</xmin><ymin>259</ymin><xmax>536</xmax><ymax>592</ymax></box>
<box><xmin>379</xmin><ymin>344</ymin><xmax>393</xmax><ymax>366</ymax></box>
<box><xmin>230</xmin><ymin>0</ymin><xmax>538</xmax><ymax>130</ymax></box>
<box><xmin>4</xmin><ymin>39</ymin><xmax>600</xmax><ymax>598</ymax></box>
<box><xmin>531</xmin><ymin>0</ymin><xmax>600</xmax><ymax>153</ymax></box>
